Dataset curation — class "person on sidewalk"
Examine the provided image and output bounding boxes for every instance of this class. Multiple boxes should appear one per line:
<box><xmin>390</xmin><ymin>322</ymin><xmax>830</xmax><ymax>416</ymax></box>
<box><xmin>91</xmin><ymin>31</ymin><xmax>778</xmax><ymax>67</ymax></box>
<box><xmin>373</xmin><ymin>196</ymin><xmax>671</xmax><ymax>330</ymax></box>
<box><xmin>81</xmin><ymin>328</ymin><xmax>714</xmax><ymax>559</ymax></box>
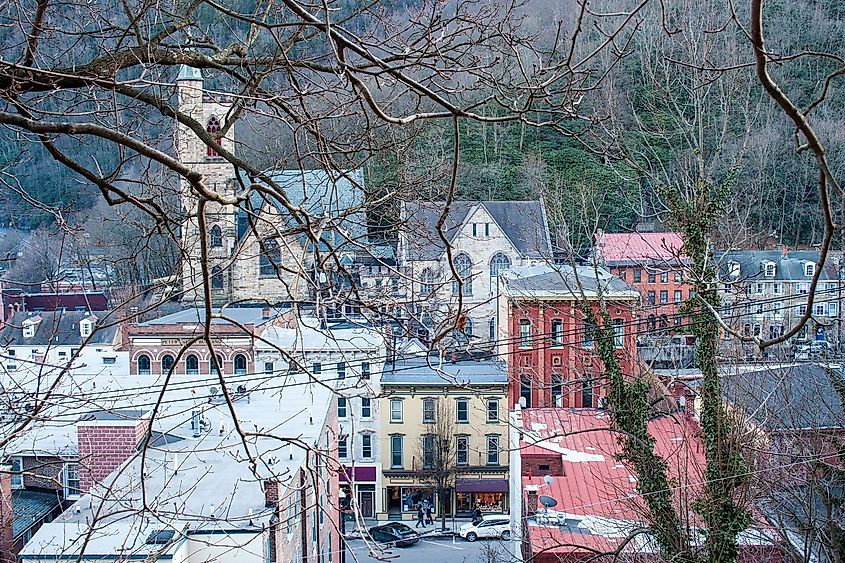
<box><xmin>425</xmin><ymin>504</ymin><xmax>433</xmax><ymax>526</ymax></box>
<box><xmin>415</xmin><ymin>505</ymin><xmax>425</xmax><ymax>528</ymax></box>
<box><xmin>472</xmin><ymin>505</ymin><xmax>483</xmax><ymax>525</ymax></box>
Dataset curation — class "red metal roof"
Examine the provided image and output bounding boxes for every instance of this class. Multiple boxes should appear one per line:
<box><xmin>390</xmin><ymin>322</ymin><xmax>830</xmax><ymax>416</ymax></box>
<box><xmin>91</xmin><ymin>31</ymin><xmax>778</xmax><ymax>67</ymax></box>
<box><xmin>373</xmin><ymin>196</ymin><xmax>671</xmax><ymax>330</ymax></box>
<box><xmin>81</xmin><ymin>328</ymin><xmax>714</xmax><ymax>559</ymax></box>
<box><xmin>519</xmin><ymin>408</ymin><xmax>708</xmax><ymax>557</ymax></box>
<box><xmin>596</xmin><ymin>231</ymin><xmax>685</xmax><ymax>263</ymax></box>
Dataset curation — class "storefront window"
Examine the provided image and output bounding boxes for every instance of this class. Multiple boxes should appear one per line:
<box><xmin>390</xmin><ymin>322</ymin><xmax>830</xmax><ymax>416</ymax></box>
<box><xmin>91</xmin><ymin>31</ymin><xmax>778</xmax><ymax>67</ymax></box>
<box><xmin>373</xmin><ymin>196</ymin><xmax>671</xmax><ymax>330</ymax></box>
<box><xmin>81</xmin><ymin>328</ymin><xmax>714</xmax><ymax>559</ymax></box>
<box><xmin>401</xmin><ymin>488</ymin><xmax>435</xmax><ymax>512</ymax></box>
<box><xmin>455</xmin><ymin>492</ymin><xmax>506</xmax><ymax>514</ymax></box>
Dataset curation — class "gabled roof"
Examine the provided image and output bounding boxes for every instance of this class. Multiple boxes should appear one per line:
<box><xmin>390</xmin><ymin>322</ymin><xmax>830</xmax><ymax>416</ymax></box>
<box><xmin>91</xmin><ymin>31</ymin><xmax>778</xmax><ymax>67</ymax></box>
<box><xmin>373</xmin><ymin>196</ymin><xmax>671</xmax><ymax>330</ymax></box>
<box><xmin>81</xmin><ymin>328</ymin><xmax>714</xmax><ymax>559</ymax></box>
<box><xmin>0</xmin><ymin>311</ymin><xmax>117</xmax><ymax>347</ymax></box>
<box><xmin>716</xmin><ymin>249</ymin><xmax>837</xmax><ymax>282</ymax></box>
<box><xmin>595</xmin><ymin>231</ymin><xmax>686</xmax><ymax>265</ymax></box>
<box><xmin>401</xmin><ymin>200</ymin><xmax>551</xmax><ymax>260</ymax></box>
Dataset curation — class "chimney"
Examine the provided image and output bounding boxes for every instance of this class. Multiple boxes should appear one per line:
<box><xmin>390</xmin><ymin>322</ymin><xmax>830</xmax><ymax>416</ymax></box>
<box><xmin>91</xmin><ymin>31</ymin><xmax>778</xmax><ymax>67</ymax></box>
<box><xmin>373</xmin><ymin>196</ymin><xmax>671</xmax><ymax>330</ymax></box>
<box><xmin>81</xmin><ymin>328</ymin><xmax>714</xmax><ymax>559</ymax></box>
<box><xmin>261</xmin><ymin>307</ymin><xmax>270</xmax><ymax>321</ymax></box>
<box><xmin>0</xmin><ymin>464</ymin><xmax>13</xmax><ymax>562</ymax></box>
<box><xmin>76</xmin><ymin>412</ymin><xmax>150</xmax><ymax>493</ymax></box>
<box><xmin>782</xmin><ymin>245</ymin><xmax>789</xmax><ymax>258</ymax></box>
<box><xmin>264</xmin><ymin>479</ymin><xmax>279</xmax><ymax>508</ymax></box>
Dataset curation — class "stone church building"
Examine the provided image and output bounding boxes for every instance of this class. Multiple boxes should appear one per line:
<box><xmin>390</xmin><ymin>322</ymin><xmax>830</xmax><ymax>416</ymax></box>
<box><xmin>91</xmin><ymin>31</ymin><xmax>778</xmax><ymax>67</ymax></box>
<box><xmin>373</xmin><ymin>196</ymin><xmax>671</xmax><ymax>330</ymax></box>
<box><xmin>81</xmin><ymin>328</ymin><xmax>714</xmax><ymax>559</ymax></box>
<box><xmin>174</xmin><ymin>66</ymin><xmax>366</xmax><ymax>306</ymax></box>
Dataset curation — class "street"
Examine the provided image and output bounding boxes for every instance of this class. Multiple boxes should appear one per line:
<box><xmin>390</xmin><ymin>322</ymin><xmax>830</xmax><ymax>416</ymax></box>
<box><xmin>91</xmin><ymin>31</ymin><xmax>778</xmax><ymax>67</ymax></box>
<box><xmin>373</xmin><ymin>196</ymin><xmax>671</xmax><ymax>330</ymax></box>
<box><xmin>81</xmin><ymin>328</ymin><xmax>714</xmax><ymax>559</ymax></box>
<box><xmin>344</xmin><ymin>536</ymin><xmax>515</xmax><ymax>563</ymax></box>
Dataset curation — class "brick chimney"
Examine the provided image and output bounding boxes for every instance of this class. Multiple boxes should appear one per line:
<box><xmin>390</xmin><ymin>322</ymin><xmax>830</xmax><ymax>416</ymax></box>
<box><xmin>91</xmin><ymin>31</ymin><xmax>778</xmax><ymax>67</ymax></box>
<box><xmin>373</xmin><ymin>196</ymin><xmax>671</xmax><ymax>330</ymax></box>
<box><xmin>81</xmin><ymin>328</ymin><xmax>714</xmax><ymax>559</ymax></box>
<box><xmin>264</xmin><ymin>479</ymin><xmax>279</xmax><ymax>508</ymax></box>
<box><xmin>77</xmin><ymin>412</ymin><xmax>150</xmax><ymax>493</ymax></box>
<box><xmin>0</xmin><ymin>464</ymin><xmax>13</xmax><ymax>562</ymax></box>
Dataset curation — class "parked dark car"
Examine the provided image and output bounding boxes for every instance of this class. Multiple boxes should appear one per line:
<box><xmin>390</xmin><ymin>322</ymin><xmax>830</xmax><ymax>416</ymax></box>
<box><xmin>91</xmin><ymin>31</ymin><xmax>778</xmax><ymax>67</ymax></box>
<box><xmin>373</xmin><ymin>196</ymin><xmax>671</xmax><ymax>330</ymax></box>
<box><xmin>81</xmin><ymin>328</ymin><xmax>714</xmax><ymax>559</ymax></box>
<box><xmin>367</xmin><ymin>522</ymin><xmax>421</xmax><ymax>547</ymax></box>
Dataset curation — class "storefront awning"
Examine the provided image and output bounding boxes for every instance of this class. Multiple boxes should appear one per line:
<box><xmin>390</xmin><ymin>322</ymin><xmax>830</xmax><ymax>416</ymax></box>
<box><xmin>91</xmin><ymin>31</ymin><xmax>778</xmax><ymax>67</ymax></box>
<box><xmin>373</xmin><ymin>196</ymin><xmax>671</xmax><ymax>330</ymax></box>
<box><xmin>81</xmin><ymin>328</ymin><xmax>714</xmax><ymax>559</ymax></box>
<box><xmin>339</xmin><ymin>466</ymin><xmax>377</xmax><ymax>483</ymax></box>
<box><xmin>456</xmin><ymin>478</ymin><xmax>509</xmax><ymax>493</ymax></box>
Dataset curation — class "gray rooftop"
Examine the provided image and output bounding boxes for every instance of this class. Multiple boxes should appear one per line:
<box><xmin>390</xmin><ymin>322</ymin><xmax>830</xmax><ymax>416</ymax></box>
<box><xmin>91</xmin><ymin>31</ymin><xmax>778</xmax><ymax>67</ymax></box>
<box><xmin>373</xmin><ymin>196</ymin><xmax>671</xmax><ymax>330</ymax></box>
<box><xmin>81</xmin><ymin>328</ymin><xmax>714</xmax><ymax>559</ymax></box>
<box><xmin>13</xmin><ymin>490</ymin><xmax>62</xmax><ymax>539</ymax></box>
<box><xmin>382</xmin><ymin>355</ymin><xmax>508</xmax><ymax>386</ymax></box>
<box><xmin>501</xmin><ymin>264</ymin><xmax>639</xmax><ymax>300</ymax></box>
<box><xmin>0</xmin><ymin>311</ymin><xmax>117</xmax><ymax>347</ymax></box>
<box><xmin>722</xmin><ymin>363</ymin><xmax>845</xmax><ymax>430</ymax></box>
<box><xmin>716</xmin><ymin>250</ymin><xmax>837</xmax><ymax>282</ymax></box>
<box><xmin>137</xmin><ymin>306</ymin><xmax>284</xmax><ymax>327</ymax></box>
<box><xmin>401</xmin><ymin>200</ymin><xmax>551</xmax><ymax>260</ymax></box>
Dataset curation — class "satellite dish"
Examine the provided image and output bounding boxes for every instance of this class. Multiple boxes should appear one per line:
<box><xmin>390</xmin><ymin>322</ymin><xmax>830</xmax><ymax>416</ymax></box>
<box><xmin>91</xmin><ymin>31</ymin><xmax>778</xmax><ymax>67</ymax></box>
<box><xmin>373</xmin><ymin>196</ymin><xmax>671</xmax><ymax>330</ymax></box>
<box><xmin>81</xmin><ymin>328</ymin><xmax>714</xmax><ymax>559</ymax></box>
<box><xmin>539</xmin><ymin>495</ymin><xmax>558</xmax><ymax>508</ymax></box>
<box><xmin>209</xmin><ymin>386</ymin><xmax>218</xmax><ymax>397</ymax></box>
<box><xmin>543</xmin><ymin>475</ymin><xmax>554</xmax><ymax>486</ymax></box>
<box><xmin>518</xmin><ymin>396</ymin><xmax>527</xmax><ymax>409</ymax></box>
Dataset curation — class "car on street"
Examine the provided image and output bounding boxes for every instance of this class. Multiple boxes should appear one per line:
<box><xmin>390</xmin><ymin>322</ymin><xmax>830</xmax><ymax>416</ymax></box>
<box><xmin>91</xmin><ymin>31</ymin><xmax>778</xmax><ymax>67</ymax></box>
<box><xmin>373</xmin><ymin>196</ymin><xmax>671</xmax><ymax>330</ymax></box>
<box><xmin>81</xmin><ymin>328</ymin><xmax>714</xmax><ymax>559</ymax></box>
<box><xmin>794</xmin><ymin>340</ymin><xmax>833</xmax><ymax>360</ymax></box>
<box><xmin>459</xmin><ymin>515</ymin><xmax>511</xmax><ymax>542</ymax></box>
<box><xmin>367</xmin><ymin>522</ymin><xmax>421</xmax><ymax>547</ymax></box>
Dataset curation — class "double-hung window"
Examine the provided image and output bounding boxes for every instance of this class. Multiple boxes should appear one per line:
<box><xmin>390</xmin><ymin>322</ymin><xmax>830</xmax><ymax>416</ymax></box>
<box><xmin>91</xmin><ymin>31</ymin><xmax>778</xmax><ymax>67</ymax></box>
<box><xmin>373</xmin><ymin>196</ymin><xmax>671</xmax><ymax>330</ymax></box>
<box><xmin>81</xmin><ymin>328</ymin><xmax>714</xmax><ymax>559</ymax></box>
<box><xmin>390</xmin><ymin>435</ymin><xmax>403</xmax><ymax>468</ymax></box>
<box><xmin>486</xmin><ymin>436</ymin><xmax>500</xmax><ymax>465</ymax></box>
<box><xmin>337</xmin><ymin>397</ymin><xmax>348</xmax><ymax>419</ymax></box>
<box><xmin>550</xmin><ymin>319</ymin><xmax>563</xmax><ymax>347</ymax></box>
<box><xmin>456</xmin><ymin>436</ymin><xmax>469</xmax><ymax>466</ymax></box>
<box><xmin>486</xmin><ymin>399</ymin><xmax>499</xmax><ymax>423</ymax></box>
<box><xmin>390</xmin><ymin>399</ymin><xmax>403</xmax><ymax>422</ymax></box>
<box><xmin>361</xmin><ymin>434</ymin><xmax>373</xmax><ymax>459</ymax></box>
<box><xmin>456</xmin><ymin>399</ymin><xmax>469</xmax><ymax>423</ymax></box>
<box><xmin>423</xmin><ymin>399</ymin><xmax>436</xmax><ymax>423</ymax></box>
<box><xmin>361</xmin><ymin>398</ymin><xmax>372</xmax><ymax>419</ymax></box>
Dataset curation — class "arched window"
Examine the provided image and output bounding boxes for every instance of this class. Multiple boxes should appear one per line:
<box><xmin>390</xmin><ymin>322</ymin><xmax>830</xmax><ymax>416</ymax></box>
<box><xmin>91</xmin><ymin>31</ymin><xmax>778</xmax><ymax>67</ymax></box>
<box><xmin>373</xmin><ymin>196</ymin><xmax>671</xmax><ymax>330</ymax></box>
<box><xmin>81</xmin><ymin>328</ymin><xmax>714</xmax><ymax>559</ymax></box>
<box><xmin>137</xmin><ymin>354</ymin><xmax>151</xmax><ymax>376</ymax></box>
<box><xmin>452</xmin><ymin>253</ymin><xmax>472</xmax><ymax>297</ymax></box>
<box><xmin>420</xmin><ymin>268</ymin><xmax>435</xmax><ymax>295</ymax></box>
<box><xmin>211</xmin><ymin>265</ymin><xmax>224</xmax><ymax>290</ymax></box>
<box><xmin>234</xmin><ymin>354</ymin><xmax>247</xmax><ymax>375</ymax></box>
<box><xmin>206</xmin><ymin>117</ymin><xmax>222</xmax><ymax>158</ymax></box>
<box><xmin>210</xmin><ymin>225</ymin><xmax>223</xmax><ymax>248</ymax></box>
<box><xmin>185</xmin><ymin>354</ymin><xmax>199</xmax><ymax>375</ymax></box>
<box><xmin>212</xmin><ymin>354</ymin><xmax>224</xmax><ymax>375</ymax></box>
<box><xmin>259</xmin><ymin>239</ymin><xmax>281</xmax><ymax>277</ymax></box>
<box><xmin>489</xmin><ymin>253</ymin><xmax>511</xmax><ymax>292</ymax></box>
<box><xmin>161</xmin><ymin>355</ymin><xmax>175</xmax><ymax>374</ymax></box>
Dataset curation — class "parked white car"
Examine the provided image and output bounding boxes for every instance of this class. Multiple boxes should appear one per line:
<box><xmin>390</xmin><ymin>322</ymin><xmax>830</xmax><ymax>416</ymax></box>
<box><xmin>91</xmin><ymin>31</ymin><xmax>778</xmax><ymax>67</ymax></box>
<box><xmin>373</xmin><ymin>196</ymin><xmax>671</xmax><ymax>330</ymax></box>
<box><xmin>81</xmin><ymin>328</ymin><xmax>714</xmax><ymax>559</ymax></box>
<box><xmin>459</xmin><ymin>515</ymin><xmax>511</xmax><ymax>542</ymax></box>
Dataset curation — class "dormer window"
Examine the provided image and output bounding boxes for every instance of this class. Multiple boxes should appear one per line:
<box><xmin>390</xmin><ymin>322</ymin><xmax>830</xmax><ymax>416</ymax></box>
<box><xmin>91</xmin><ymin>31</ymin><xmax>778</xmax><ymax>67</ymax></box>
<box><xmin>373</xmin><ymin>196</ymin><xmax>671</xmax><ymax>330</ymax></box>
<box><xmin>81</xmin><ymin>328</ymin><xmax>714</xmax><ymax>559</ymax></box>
<box><xmin>21</xmin><ymin>316</ymin><xmax>40</xmax><ymax>339</ymax></box>
<box><xmin>805</xmin><ymin>262</ymin><xmax>815</xmax><ymax>278</ymax></box>
<box><xmin>80</xmin><ymin>319</ymin><xmax>94</xmax><ymax>338</ymax></box>
<box><xmin>727</xmin><ymin>261</ymin><xmax>740</xmax><ymax>280</ymax></box>
<box><xmin>764</xmin><ymin>262</ymin><xmax>775</xmax><ymax>278</ymax></box>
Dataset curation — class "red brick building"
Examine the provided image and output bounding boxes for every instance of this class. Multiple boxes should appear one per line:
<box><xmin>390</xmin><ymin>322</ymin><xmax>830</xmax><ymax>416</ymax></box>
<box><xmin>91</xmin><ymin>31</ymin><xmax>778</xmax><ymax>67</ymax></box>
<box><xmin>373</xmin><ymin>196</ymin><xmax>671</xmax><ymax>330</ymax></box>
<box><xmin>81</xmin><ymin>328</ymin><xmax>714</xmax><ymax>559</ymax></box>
<box><xmin>594</xmin><ymin>231</ymin><xmax>692</xmax><ymax>331</ymax></box>
<box><xmin>497</xmin><ymin>265</ymin><xmax>639</xmax><ymax>409</ymax></box>
<box><xmin>127</xmin><ymin>307</ymin><xmax>283</xmax><ymax>376</ymax></box>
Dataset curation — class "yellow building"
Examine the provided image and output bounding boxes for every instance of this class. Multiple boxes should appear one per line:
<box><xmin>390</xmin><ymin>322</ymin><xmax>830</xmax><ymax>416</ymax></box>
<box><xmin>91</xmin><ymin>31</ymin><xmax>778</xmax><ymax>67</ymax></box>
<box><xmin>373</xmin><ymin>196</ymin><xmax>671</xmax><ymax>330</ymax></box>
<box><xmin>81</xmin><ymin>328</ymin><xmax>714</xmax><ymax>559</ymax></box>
<box><xmin>377</xmin><ymin>355</ymin><xmax>509</xmax><ymax>520</ymax></box>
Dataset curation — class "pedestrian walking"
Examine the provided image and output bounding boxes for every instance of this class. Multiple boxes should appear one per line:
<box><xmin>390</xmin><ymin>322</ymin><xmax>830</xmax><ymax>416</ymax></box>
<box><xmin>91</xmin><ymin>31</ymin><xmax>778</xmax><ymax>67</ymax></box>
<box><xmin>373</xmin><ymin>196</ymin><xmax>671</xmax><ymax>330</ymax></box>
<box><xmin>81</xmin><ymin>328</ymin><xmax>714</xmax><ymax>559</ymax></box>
<box><xmin>472</xmin><ymin>505</ymin><xmax>483</xmax><ymax>525</ymax></box>
<box><xmin>416</xmin><ymin>505</ymin><xmax>425</xmax><ymax>528</ymax></box>
<box><xmin>425</xmin><ymin>504</ymin><xmax>433</xmax><ymax>525</ymax></box>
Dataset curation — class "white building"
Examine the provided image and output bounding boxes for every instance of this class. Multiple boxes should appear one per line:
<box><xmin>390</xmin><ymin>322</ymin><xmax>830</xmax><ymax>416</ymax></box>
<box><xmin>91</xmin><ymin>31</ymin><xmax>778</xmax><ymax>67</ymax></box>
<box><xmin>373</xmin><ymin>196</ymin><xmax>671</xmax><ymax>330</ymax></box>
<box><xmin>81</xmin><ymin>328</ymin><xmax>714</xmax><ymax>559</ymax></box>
<box><xmin>0</xmin><ymin>310</ymin><xmax>127</xmax><ymax>379</ymax></box>
<box><xmin>256</xmin><ymin>315</ymin><xmax>387</xmax><ymax>518</ymax></box>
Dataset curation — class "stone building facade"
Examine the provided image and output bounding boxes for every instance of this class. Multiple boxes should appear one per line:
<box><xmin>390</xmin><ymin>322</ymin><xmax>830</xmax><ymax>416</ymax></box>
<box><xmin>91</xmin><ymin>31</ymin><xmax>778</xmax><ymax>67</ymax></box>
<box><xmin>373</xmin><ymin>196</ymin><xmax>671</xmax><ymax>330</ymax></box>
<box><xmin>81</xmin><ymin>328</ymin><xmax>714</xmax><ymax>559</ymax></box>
<box><xmin>398</xmin><ymin>200</ymin><xmax>552</xmax><ymax>346</ymax></box>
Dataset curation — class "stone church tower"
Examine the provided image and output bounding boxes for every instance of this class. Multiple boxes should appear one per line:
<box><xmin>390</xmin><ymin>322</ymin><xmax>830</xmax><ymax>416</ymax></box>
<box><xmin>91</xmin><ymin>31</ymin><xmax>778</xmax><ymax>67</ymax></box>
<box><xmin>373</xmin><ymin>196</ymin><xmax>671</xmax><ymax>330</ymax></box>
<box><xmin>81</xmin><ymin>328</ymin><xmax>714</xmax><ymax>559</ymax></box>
<box><xmin>175</xmin><ymin>65</ymin><xmax>238</xmax><ymax>303</ymax></box>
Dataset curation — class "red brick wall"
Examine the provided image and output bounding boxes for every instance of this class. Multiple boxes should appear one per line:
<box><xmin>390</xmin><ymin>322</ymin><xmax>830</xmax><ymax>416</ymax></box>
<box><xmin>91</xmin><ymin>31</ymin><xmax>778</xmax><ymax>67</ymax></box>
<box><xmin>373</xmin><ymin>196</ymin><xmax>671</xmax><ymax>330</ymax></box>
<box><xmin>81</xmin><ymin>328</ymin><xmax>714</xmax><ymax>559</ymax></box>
<box><xmin>521</xmin><ymin>454</ymin><xmax>563</xmax><ymax>477</ymax></box>
<box><xmin>507</xmin><ymin>299</ymin><xmax>638</xmax><ymax>409</ymax></box>
<box><xmin>22</xmin><ymin>456</ymin><xmax>64</xmax><ymax>491</ymax></box>
<box><xmin>609</xmin><ymin>265</ymin><xmax>693</xmax><ymax>329</ymax></box>
<box><xmin>77</xmin><ymin>418</ymin><xmax>150</xmax><ymax>493</ymax></box>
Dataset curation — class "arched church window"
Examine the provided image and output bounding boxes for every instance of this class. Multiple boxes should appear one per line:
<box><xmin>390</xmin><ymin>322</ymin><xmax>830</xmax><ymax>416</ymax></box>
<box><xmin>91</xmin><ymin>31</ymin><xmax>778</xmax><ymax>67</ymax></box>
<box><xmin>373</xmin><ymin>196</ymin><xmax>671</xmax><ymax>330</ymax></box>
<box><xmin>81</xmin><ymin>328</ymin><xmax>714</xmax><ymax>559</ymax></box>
<box><xmin>206</xmin><ymin>117</ymin><xmax>222</xmax><ymax>158</ymax></box>
<box><xmin>259</xmin><ymin>239</ymin><xmax>281</xmax><ymax>278</ymax></box>
<box><xmin>210</xmin><ymin>225</ymin><xmax>223</xmax><ymax>248</ymax></box>
<box><xmin>211</xmin><ymin>265</ymin><xmax>224</xmax><ymax>289</ymax></box>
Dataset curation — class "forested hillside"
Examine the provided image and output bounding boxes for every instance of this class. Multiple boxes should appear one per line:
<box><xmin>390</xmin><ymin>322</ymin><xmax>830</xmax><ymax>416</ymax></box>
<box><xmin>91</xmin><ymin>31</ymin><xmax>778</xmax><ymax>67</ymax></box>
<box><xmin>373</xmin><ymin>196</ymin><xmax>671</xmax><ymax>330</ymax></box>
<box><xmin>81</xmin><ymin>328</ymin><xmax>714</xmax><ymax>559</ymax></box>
<box><xmin>1</xmin><ymin>0</ymin><xmax>842</xmax><ymax>249</ymax></box>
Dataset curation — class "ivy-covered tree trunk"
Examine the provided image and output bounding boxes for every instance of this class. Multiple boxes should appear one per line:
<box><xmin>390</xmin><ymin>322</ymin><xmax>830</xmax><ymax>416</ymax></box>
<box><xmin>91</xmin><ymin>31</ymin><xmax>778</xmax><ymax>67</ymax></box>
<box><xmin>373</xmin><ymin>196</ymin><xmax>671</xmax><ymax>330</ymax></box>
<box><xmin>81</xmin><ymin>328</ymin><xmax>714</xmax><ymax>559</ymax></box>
<box><xmin>589</xmin><ymin>307</ymin><xmax>695</xmax><ymax>562</ymax></box>
<box><xmin>669</xmin><ymin>179</ymin><xmax>751</xmax><ymax>563</ymax></box>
